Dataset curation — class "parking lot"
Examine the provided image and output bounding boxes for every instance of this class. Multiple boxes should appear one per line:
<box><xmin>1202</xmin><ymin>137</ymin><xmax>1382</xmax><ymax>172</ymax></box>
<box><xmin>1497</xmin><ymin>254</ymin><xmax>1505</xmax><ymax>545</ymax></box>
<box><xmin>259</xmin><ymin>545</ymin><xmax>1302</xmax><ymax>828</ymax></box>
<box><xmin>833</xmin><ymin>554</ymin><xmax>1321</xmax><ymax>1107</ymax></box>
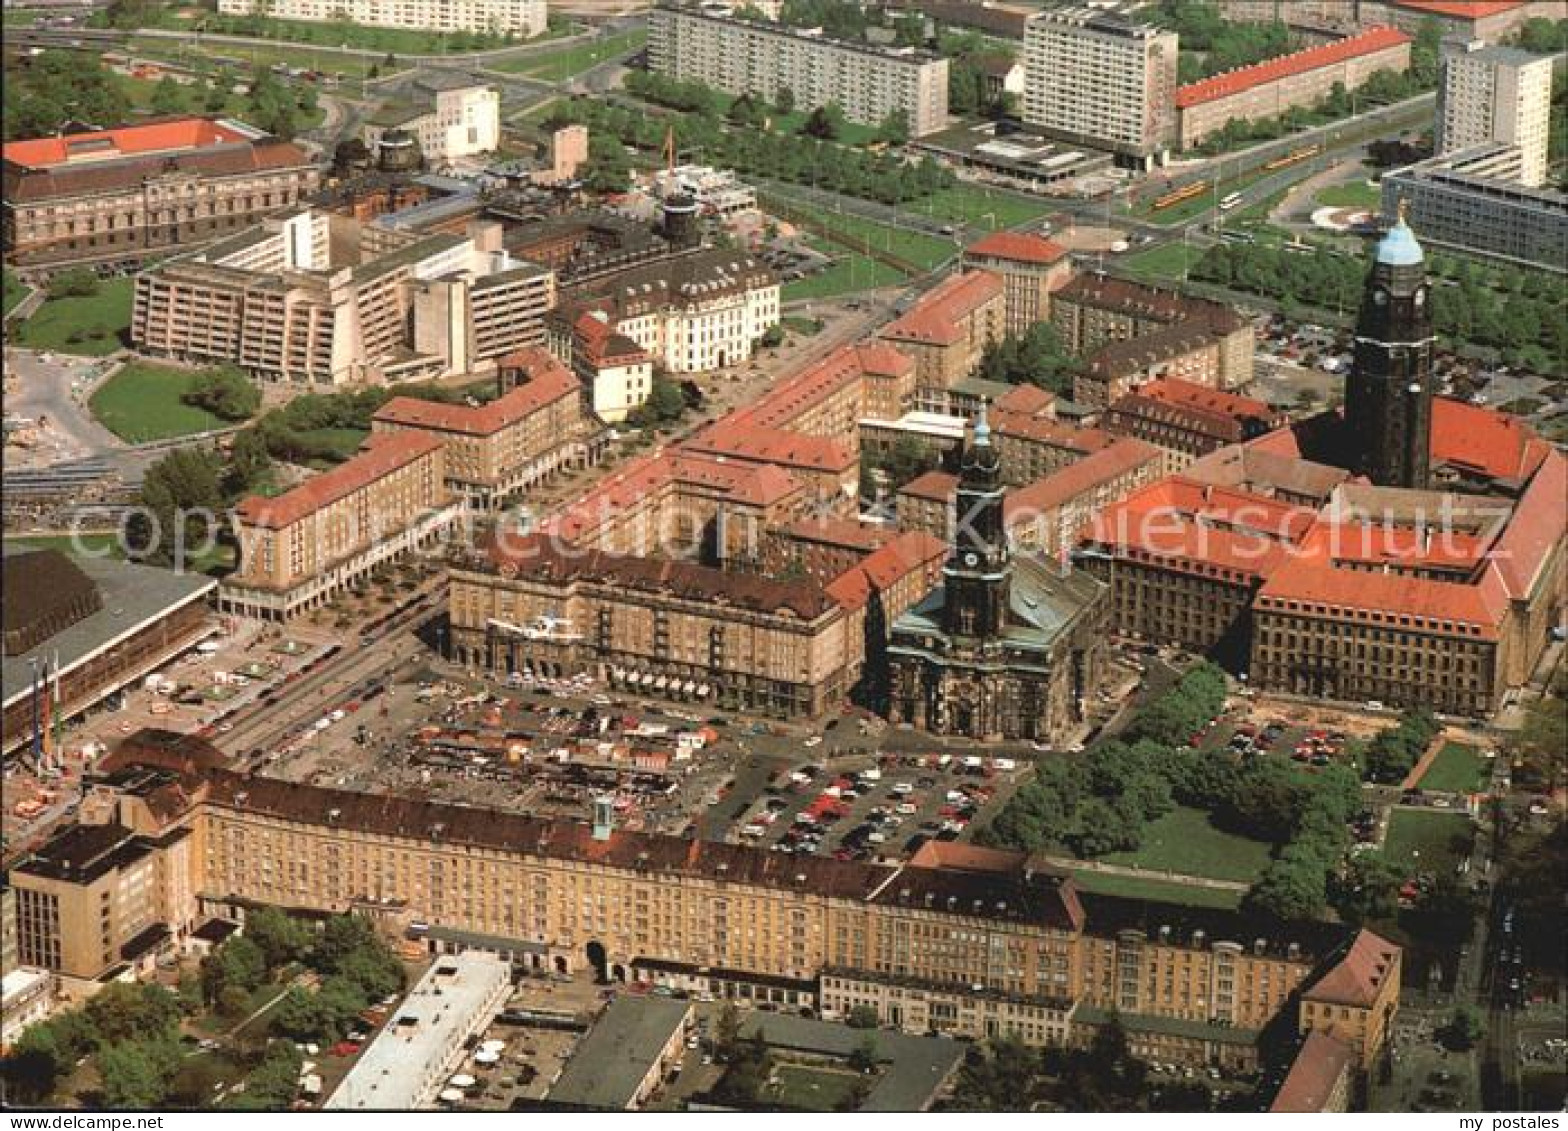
<box><xmin>724</xmin><ymin>751</ymin><xmax>1025</xmax><ymax>864</ymax></box>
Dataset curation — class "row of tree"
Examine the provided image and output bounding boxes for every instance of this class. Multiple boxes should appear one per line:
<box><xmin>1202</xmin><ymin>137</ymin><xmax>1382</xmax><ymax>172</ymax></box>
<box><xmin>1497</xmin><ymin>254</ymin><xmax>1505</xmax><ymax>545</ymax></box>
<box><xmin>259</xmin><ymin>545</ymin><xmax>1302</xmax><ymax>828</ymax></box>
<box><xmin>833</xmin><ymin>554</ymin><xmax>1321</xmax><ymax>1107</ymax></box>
<box><xmin>1362</xmin><ymin>708</ymin><xmax>1440</xmax><ymax>784</ymax></box>
<box><xmin>1191</xmin><ymin>241</ymin><xmax>1568</xmax><ymax>376</ymax></box>
<box><xmin>3</xmin><ymin>50</ymin><xmax>319</xmax><ymax>143</ymax></box>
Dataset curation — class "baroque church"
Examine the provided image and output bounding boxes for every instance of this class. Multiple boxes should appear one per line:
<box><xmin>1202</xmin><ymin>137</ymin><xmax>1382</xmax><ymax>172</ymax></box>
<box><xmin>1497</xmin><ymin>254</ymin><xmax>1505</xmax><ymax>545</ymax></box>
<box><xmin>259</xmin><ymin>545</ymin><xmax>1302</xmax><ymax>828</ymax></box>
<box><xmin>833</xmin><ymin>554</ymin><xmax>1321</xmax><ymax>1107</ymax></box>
<box><xmin>886</xmin><ymin>407</ymin><xmax>1108</xmax><ymax>742</ymax></box>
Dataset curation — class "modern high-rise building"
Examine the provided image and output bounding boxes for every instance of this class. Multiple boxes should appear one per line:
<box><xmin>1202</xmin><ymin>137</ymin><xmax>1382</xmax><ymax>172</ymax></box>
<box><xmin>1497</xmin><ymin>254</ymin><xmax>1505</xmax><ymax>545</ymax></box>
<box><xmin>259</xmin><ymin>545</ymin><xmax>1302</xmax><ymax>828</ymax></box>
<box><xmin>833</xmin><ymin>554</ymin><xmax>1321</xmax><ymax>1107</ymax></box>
<box><xmin>216</xmin><ymin>0</ymin><xmax>547</xmax><ymax>36</ymax></box>
<box><xmin>1021</xmin><ymin>6</ymin><xmax>1178</xmax><ymax>166</ymax></box>
<box><xmin>1437</xmin><ymin>38</ymin><xmax>1555</xmax><ymax>187</ymax></box>
<box><xmin>647</xmin><ymin>3</ymin><xmax>950</xmax><ymax>137</ymax></box>
<box><xmin>1382</xmin><ymin>144</ymin><xmax>1568</xmax><ymax>272</ymax></box>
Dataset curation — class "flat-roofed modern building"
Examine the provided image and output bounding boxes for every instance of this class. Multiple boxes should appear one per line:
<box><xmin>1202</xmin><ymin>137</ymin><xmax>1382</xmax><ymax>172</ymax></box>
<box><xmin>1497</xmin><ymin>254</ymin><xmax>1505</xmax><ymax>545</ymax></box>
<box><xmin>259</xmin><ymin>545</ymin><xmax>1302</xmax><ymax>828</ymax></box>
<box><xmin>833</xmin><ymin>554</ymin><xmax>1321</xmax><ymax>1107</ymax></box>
<box><xmin>132</xmin><ymin>208</ymin><xmax>555</xmax><ymax>385</ymax></box>
<box><xmin>363</xmin><ymin>75</ymin><xmax>501</xmax><ymax>167</ymax></box>
<box><xmin>1022</xmin><ymin>6</ymin><xmax>1178</xmax><ymax>166</ymax></box>
<box><xmin>1382</xmin><ymin>144</ymin><xmax>1568</xmax><ymax>273</ymax></box>
<box><xmin>1</xmin><ymin>117</ymin><xmax>320</xmax><ymax>268</ymax></box>
<box><xmin>648</xmin><ymin>2</ymin><xmax>950</xmax><ymax>137</ymax></box>
<box><xmin>217</xmin><ymin>0</ymin><xmax>547</xmax><ymax>35</ymax></box>
<box><xmin>1</xmin><ymin>548</ymin><xmax>216</xmax><ymax>760</ymax></box>
<box><xmin>326</xmin><ymin>952</ymin><xmax>512</xmax><ymax>1111</ymax></box>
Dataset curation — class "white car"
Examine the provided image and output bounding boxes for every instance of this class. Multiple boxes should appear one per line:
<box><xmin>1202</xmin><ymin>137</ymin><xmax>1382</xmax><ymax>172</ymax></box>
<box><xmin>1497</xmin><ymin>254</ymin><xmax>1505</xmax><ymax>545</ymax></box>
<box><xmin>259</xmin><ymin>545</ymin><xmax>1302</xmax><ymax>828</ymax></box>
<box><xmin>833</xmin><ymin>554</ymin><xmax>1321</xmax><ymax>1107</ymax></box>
<box><xmin>803</xmin><ymin>736</ymin><xmax>823</xmax><ymax>748</ymax></box>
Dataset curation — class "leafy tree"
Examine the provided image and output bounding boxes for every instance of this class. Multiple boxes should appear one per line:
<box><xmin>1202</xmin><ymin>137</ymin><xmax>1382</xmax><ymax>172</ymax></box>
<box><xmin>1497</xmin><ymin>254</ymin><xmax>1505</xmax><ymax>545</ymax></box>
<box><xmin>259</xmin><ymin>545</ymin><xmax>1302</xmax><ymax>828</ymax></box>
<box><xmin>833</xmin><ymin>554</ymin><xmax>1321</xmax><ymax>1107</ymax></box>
<box><xmin>226</xmin><ymin>427</ymin><xmax>273</xmax><ymax>497</ymax></box>
<box><xmin>97</xmin><ymin>1038</ymin><xmax>180</xmax><ymax>1110</ymax></box>
<box><xmin>1330</xmin><ymin>850</ymin><xmax>1403</xmax><ymax>925</ymax></box>
<box><xmin>775</xmin><ymin>86</ymin><xmax>795</xmax><ymax>114</ymax></box>
<box><xmin>244</xmin><ymin>907</ymin><xmax>313</xmax><ymax>969</ymax></box>
<box><xmin>84</xmin><ymin>983</ymin><xmax>182</xmax><ymax>1047</ymax></box>
<box><xmin>845</xmin><ymin>1004</ymin><xmax>879</xmax><ymax>1029</ymax></box>
<box><xmin>225</xmin><ymin>1041</ymin><xmax>302</xmax><ymax>1110</ymax></box>
<box><xmin>1246</xmin><ymin>845</ymin><xmax>1330</xmax><ymax>921</ymax></box>
<box><xmin>48</xmin><ymin>267</ymin><xmax>100</xmax><ymax>299</ymax></box>
<box><xmin>202</xmin><ymin>934</ymin><xmax>267</xmax><ymax>1006</ymax></box>
<box><xmin>580</xmin><ymin>132</ymin><xmax>632</xmax><ymax>193</ymax></box>
<box><xmin>977</xmin><ymin>323</ymin><xmax>1080</xmax><ymax>395</ymax></box>
<box><xmin>802</xmin><ymin>103</ymin><xmax>846</xmax><ymax>141</ymax></box>
<box><xmin>627</xmin><ymin>373</ymin><xmax>688</xmax><ymax>428</ymax></box>
<box><xmin>1438</xmin><ymin>1004</ymin><xmax>1485</xmax><ymax>1051</ymax></box>
<box><xmin>150</xmin><ymin>75</ymin><xmax>190</xmax><ymax>116</ymax></box>
<box><xmin>183</xmin><ymin>367</ymin><xmax>260</xmax><ymax>423</ymax></box>
<box><xmin>848</xmin><ymin>1033</ymin><xmax>879</xmax><ymax>1073</ymax></box>
<box><xmin>128</xmin><ymin>447</ymin><xmax>225</xmax><ymax>567</ymax></box>
<box><xmin>713</xmin><ymin>1001</ymin><xmax>743</xmax><ymax>1063</ymax></box>
<box><xmin>876</xmin><ymin>109</ymin><xmax>908</xmax><ymax>147</ymax></box>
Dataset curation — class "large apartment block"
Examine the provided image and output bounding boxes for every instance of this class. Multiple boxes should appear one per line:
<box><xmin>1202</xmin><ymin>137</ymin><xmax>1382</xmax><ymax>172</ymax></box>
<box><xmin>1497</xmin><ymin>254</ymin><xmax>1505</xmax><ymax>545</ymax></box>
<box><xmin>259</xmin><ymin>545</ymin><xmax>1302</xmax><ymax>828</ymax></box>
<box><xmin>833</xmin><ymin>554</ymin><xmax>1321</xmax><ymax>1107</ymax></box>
<box><xmin>1022</xmin><ymin>6</ymin><xmax>1178</xmax><ymax>166</ymax></box>
<box><xmin>1</xmin><ymin>117</ymin><xmax>319</xmax><ymax>268</ymax></box>
<box><xmin>371</xmin><ymin>347</ymin><xmax>604</xmax><ymax>509</ymax></box>
<box><xmin>648</xmin><ymin>2</ymin><xmax>950</xmax><ymax>137</ymax></box>
<box><xmin>24</xmin><ymin>742</ymin><xmax>1399</xmax><ymax>1070</ymax></box>
<box><xmin>223</xmin><ymin>431</ymin><xmax>460</xmax><ymax>621</ymax></box>
<box><xmin>1437</xmin><ymin>38</ymin><xmax>1554</xmax><ymax>188</ymax></box>
<box><xmin>216</xmin><ymin>0</ymin><xmax>547</xmax><ymax>35</ymax></box>
<box><xmin>1175</xmin><ymin>26</ymin><xmax>1412</xmax><ymax>150</ymax></box>
<box><xmin>132</xmin><ymin>209</ymin><xmax>554</xmax><ymax>386</ymax></box>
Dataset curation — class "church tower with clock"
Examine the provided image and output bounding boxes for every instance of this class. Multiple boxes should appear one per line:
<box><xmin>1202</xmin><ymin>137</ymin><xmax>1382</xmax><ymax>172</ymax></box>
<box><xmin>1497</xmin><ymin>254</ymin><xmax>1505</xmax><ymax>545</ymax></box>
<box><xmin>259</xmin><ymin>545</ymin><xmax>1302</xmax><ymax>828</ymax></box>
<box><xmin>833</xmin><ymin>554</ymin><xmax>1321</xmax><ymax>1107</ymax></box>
<box><xmin>883</xmin><ymin>403</ymin><xmax>1111</xmax><ymax>743</ymax></box>
<box><xmin>1344</xmin><ymin>203</ymin><xmax>1435</xmax><ymax>490</ymax></box>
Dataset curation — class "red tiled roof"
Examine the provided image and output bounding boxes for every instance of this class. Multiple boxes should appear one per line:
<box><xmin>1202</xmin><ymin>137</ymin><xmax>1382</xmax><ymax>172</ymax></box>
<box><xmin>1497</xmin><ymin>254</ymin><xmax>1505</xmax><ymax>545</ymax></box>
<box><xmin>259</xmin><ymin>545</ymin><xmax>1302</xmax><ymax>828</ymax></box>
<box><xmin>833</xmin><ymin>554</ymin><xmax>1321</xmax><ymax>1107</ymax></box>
<box><xmin>1005</xmin><ymin>438</ymin><xmax>1161</xmax><ymax>518</ymax></box>
<box><xmin>1271</xmin><ymin>1031</ymin><xmax>1356</xmax><ymax>1113</ymax></box>
<box><xmin>780</xmin><ymin>517</ymin><xmax>897</xmax><ymax>552</ymax></box>
<box><xmin>993</xmin><ymin>384</ymin><xmax>1056</xmax><ymax>419</ymax></box>
<box><xmin>965</xmin><ymin>231</ymin><xmax>1068</xmax><ymax>266</ymax></box>
<box><xmin>899</xmin><ymin>469</ymin><xmax>959</xmax><ymax>503</ymax></box>
<box><xmin>373</xmin><ymin>359</ymin><xmax>578</xmax><ymax>437</ymax></box>
<box><xmin>1303</xmin><ymin>929</ymin><xmax>1401</xmax><ymax>1009</ymax></box>
<box><xmin>1489</xmin><ymin>447</ymin><xmax>1566</xmax><ymax>599</ymax></box>
<box><xmin>729</xmin><ymin>341</ymin><xmax>910</xmax><ymax>433</ymax></box>
<box><xmin>571</xmin><ymin>310</ymin><xmax>649</xmax><ymax>367</ymax></box>
<box><xmin>488</xmin><ymin>532</ymin><xmax>838</xmax><ymax>620</ymax></box>
<box><xmin>235</xmin><ymin>431</ymin><xmax>443</xmax><ymax>531</ymax></box>
<box><xmin>825</xmin><ymin>531</ymin><xmax>948</xmax><ymax>611</ymax></box>
<box><xmin>1392</xmin><ymin>0</ymin><xmax>1521</xmax><ymax>18</ymax></box>
<box><xmin>686</xmin><ymin>425</ymin><xmax>855</xmax><ymax>474</ymax></box>
<box><xmin>881</xmin><ymin>270</ymin><xmax>1002</xmax><ymax>346</ymax></box>
<box><xmin>2</xmin><ymin>117</ymin><xmax>254</xmax><ymax>168</ymax></box>
<box><xmin>1430</xmin><ymin>397</ymin><xmax>1546</xmax><ymax>483</ymax></box>
<box><xmin>542</xmin><ymin>450</ymin><xmax>803</xmax><ymax>542</ymax></box>
<box><xmin>992</xmin><ymin>410</ymin><xmax>1116</xmax><ymax>454</ymax></box>
<box><xmin>1176</xmin><ymin>27</ymin><xmax>1412</xmax><ymax>109</ymax></box>
<box><xmin>1133</xmin><ymin>377</ymin><xmax>1273</xmax><ymax>420</ymax></box>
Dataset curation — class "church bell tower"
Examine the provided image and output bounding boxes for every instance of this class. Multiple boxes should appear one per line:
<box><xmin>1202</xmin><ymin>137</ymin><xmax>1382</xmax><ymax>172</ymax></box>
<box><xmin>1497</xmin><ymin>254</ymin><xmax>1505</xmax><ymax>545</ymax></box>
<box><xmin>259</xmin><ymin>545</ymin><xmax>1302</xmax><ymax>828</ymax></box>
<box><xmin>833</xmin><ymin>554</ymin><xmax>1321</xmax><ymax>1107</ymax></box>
<box><xmin>1344</xmin><ymin>202</ymin><xmax>1435</xmax><ymax>489</ymax></box>
<box><xmin>942</xmin><ymin>405</ymin><xmax>1011</xmax><ymax>640</ymax></box>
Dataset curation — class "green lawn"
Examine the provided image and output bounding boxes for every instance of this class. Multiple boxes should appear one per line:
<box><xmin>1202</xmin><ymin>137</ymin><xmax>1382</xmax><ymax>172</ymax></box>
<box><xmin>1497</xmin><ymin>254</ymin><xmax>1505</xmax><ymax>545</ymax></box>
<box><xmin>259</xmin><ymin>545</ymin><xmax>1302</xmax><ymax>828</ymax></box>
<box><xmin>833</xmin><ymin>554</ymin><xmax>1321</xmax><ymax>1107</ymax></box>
<box><xmin>492</xmin><ymin>28</ymin><xmax>646</xmax><ymax>79</ymax></box>
<box><xmin>129</xmin><ymin>35</ymin><xmax>385</xmax><ymax>78</ymax></box>
<box><xmin>1119</xmin><ymin>241</ymin><xmax>1206</xmax><ymax>284</ymax></box>
<box><xmin>1314</xmin><ymin>179</ymin><xmax>1383</xmax><ymax>211</ymax></box>
<box><xmin>1064</xmin><ymin>868</ymin><xmax>1243</xmax><ymax>910</ymax></box>
<box><xmin>1102</xmin><ymin>805</ymin><xmax>1275</xmax><ymax>884</ymax></box>
<box><xmin>3</xmin><ymin>268</ymin><xmax>31</xmax><ymax>317</ymax></box>
<box><xmin>13</xmin><ymin>277</ymin><xmax>135</xmax><ymax>356</ymax></box>
<box><xmin>784</xmin><ymin>253</ymin><xmax>907</xmax><ymax>302</ymax></box>
<box><xmin>88</xmin><ymin>363</ymin><xmax>232</xmax><ymax>443</ymax></box>
<box><xmin>920</xmin><ymin>184</ymin><xmax>1055</xmax><ymax>230</ymax></box>
<box><xmin>1417</xmin><ymin>742</ymin><xmax>1490</xmax><ymax>794</ymax></box>
<box><xmin>1383</xmin><ymin>809</ymin><xmax>1474</xmax><ymax>878</ymax></box>
<box><xmin>3</xmin><ymin>534</ymin><xmax>125</xmax><ymax>559</ymax></box>
<box><xmin>778</xmin><ymin>199</ymin><xmax>956</xmax><ymax>272</ymax></box>
<box><xmin>772</xmin><ymin>1063</ymin><xmax>866</xmax><ymax>1111</ymax></box>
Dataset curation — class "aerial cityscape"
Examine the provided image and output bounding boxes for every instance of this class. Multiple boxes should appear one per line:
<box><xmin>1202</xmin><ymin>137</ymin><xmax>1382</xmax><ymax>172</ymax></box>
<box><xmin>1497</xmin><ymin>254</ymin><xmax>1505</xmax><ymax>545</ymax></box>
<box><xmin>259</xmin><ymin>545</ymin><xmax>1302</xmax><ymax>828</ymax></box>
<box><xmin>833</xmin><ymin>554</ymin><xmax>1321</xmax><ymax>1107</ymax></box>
<box><xmin>0</xmin><ymin>0</ymin><xmax>1564</xmax><ymax>1117</ymax></box>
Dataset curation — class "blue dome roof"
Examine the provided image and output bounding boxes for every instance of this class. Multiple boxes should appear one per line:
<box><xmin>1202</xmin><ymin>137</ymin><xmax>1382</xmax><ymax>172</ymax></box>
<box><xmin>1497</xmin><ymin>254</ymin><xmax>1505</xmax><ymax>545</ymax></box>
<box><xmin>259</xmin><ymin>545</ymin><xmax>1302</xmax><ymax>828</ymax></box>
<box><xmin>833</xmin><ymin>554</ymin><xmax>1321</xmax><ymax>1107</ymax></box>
<box><xmin>1377</xmin><ymin>219</ymin><xmax>1423</xmax><ymax>267</ymax></box>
